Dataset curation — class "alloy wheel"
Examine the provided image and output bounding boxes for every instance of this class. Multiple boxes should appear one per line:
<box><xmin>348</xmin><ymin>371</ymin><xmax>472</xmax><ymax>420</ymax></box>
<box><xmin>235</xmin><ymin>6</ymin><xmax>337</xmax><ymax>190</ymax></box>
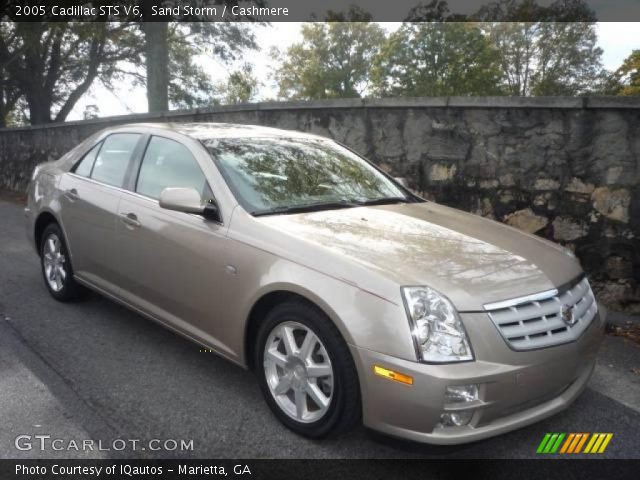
<box><xmin>263</xmin><ymin>321</ymin><xmax>334</xmax><ymax>423</ymax></box>
<box><xmin>42</xmin><ymin>233</ymin><xmax>67</xmax><ymax>292</ymax></box>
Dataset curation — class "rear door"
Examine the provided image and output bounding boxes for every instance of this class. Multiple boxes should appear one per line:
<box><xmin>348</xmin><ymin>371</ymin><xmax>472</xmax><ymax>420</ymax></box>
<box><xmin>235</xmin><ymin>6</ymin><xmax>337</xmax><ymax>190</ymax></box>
<box><xmin>114</xmin><ymin>134</ymin><xmax>232</xmax><ymax>355</ymax></box>
<box><xmin>58</xmin><ymin>132</ymin><xmax>144</xmax><ymax>294</ymax></box>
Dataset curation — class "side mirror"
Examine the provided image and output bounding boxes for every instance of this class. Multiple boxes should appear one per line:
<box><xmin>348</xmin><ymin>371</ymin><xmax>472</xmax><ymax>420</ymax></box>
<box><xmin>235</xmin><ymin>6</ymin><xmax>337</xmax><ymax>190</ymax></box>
<box><xmin>159</xmin><ymin>187</ymin><xmax>204</xmax><ymax>214</ymax></box>
<box><xmin>159</xmin><ymin>187</ymin><xmax>222</xmax><ymax>222</ymax></box>
<box><xmin>394</xmin><ymin>177</ymin><xmax>410</xmax><ymax>188</ymax></box>
<box><xmin>202</xmin><ymin>200</ymin><xmax>222</xmax><ymax>222</ymax></box>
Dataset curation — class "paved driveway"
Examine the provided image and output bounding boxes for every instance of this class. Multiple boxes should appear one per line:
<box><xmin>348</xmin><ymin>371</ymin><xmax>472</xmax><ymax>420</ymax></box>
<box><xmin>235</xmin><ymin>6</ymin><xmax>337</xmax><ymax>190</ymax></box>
<box><xmin>1</xmin><ymin>199</ymin><xmax>639</xmax><ymax>459</ymax></box>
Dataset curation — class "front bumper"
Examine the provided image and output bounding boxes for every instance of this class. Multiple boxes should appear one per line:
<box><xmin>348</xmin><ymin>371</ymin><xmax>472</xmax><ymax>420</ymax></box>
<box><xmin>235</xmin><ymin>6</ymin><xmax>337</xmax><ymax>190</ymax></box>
<box><xmin>350</xmin><ymin>306</ymin><xmax>606</xmax><ymax>445</ymax></box>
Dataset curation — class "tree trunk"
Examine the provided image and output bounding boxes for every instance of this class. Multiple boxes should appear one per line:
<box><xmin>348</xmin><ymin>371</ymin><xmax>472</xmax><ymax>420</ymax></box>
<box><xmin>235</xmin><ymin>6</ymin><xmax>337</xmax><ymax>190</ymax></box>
<box><xmin>25</xmin><ymin>89</ymin><xmax>52</xmax><ymax>124</ymax></box>
<box><xmin>143</xmin><ymin>22</ymin><xmax>169</xmax><ymax>113</ymax></box>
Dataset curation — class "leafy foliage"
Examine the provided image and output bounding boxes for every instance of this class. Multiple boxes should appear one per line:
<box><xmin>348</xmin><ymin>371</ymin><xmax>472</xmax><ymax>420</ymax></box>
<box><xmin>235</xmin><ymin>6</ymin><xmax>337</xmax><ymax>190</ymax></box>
<box><xmin>477</xmin><ymin>21</ymin><xmax>605</xmax><ymax>96</ymax></box>
<box><xmin>371</xmin><ymin>23</ymin><xmax>504</xmax><ymax>97</ymax></box>
<box><xmin>151</xmin><ymin>22</ymin><xmax>258</xmax><ymax>111</ymax></box>
<box><xmin>216</xmin><ymin>63</ymin><xmax>260</xmax><ymax>105</ymax></box>
<box><xmin>272</xmin><ymin>7</ymin><xmax>386</xmax><ymax>99</ymax></box>
<box><xmin>0</xmin><ymin>22</ymin><xmax>142</xmax><ymax>125</ymax></box>
<box><xmin>405</xmin><ymin>0</ymin><xmax>468</xmax><ymax>21</ymax></box>
<box><xmin>0</xmin><ymin>19</ymin><xmax>258</xmax><ymax>124</ymax></box>
<box><xmin>473</xmin><ymin>0</ymin><xmax>605</xmax><ymax>95</ymax></box>
<box><xmin>609</xmin><ymin>50</ymin><xmax>640</xmax><ymax>96</ymax></box>
<box><xmin>272</xmin><ymin>0</ymin><xmax>610</xmax><ymax>100</ymax></box>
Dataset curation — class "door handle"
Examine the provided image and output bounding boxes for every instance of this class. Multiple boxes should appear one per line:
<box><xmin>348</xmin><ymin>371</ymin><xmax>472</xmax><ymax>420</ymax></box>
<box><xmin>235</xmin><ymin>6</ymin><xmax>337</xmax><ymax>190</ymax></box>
<box><xmin>120</xmin><ymin>212</ymin><xmax>141</xmax><ymax>228</ymax></box>
<box><xmin>64</xmin><ymin>188</ymin><xmax>79</xmax><ymax>201</ymax></box>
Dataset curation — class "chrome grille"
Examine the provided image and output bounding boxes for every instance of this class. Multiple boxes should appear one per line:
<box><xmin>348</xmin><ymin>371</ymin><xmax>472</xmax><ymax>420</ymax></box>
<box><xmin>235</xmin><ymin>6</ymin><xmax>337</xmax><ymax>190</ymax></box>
<box><xmin>484</xmin><ymin>276</ymin><xmax>598</xmax><ymax>351</ymax></box>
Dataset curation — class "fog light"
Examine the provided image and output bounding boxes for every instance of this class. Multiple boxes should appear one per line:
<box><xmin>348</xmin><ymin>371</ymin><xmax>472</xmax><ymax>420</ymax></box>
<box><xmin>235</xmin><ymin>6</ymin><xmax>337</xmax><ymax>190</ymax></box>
<box><xmin>439</xmin><ymin>410</ymin><xmax>474</xmax><ymax>427</ymax></box>
<box><xmin>445</xmin><ymin>384</ymin><xmax>479</xmax><ymax>404</ymax></box>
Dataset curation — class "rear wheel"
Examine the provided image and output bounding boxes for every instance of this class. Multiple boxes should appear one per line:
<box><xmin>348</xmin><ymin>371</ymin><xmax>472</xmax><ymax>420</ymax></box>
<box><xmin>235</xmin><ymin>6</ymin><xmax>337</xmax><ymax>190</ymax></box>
<box><xmin>255</xmin><ymin>301</ymin><xmax>360</xmax><ymax>438</ymax></box>
<box><xmin>40</xmin><ymin>223</ymin><xmax>86</xmax><ymax>301</ymax></box>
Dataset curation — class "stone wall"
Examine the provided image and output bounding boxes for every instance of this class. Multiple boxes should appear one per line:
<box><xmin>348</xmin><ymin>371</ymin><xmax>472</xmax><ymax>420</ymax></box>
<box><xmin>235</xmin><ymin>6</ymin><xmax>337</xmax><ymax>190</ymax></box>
<box><xmin>1</xmin><ymin>97</ymin><xmax>639</xmax><ymax>310</ymax></box>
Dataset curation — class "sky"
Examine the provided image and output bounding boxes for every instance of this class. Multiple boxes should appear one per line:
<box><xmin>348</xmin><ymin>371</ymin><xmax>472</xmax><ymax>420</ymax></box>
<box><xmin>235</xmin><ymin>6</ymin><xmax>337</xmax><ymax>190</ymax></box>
<box><xmin>68</xmin><ymin>22</ymin><xmax>639</xmax><ymax>121</ymax></box>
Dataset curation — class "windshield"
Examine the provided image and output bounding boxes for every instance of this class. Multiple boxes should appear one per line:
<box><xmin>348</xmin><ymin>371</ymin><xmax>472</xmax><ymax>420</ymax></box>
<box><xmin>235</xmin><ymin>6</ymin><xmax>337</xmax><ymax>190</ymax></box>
<box><xmin>204</xmin><ymin>137</ymin><xmax>411</xmax><ymax>215</ymax></box>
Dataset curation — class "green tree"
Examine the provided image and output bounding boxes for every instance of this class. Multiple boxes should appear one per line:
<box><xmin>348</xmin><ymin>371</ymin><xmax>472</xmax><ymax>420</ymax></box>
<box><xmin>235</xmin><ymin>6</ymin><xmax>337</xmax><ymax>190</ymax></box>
<box><xmin>371</xmin><ymin>22</ymin><xmax>504</xmax><ymax>97</ymax></box>
<box><xmin>609</xmin><ymin>50</ymin><xmax>640</xmax><ymax>96</ymax></box>
<box><xmin>272</xmin><ymin>9</ymin><xmax>386</xmax><ymax>99</ymax></box>
<box><xmin>140</xmin><ymin>1</ymin><xmax>263</xmax><ymax>112</ymax></box>
<box><xmin>405</xmin><ymin>0</ymin><xmax>468</xmax><ymax>21</ymax></box>
<box><xmin>217</xmin><ymin>63</ymin><xmax>260</xmax><ymax>105</ymax></box>
<box><xmin>0</xmin><ymin>22</ymin><xmax>142</xmax><ymax>125</ymax></box>
<box><xmin>0</xmin><ymin>23</ymin><xmax>21</xmax><ymax>127</ymax></box>
<box><xmin>476</xmin><ymin>0</ymin><xmax>605</xmax><ymax>95</ymax></box>
<box><xmin>142</xmin><ymin>21</ymin><xmax>258</xmax><ymax>112</ymax></box>
<box><xmin>0</xmin><ymin>20</ymin><xmax>258</xmax><ymax>124</ymax></box>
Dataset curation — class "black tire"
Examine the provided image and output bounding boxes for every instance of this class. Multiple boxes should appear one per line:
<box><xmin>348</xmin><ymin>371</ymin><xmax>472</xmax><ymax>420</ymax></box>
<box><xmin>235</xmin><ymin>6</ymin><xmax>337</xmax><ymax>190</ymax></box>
<box><xmin>255</xmin><ymin>300</ymin><xmax>361</xmax><ymax>438</ymax></box>
<box><xmin>39</xmin><ymin>223</ymin><xmax>86</xmax><ymax>302</ymax></box>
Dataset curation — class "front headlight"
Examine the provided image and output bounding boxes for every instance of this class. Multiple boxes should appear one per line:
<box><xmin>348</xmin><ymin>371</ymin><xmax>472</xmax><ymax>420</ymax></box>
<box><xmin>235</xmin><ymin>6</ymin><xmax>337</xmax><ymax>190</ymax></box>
<box><xmin>401</xmin><ymin>286</ymin><xmax>473</xmax><ymax>363</ymax></box>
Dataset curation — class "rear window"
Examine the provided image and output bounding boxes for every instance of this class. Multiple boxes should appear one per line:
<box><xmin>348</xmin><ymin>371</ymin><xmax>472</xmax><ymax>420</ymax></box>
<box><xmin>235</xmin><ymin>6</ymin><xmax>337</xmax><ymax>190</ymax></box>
<box><xmin>73</xmin><ymin>143</ymin><xmax>101</xmax><ymax>177</ymax></box>
<box><xmin>90</xmin><ymin>134</ymin><xmax>141</xmax><ymax>188</ymax></box>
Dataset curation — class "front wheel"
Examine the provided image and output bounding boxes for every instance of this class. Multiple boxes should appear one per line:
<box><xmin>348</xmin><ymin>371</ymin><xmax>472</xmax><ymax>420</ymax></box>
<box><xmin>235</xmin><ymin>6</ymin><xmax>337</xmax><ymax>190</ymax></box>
<box><xmin>255</xmin><ymin>301</ymin><xmax>360</xmax><ymax>438</ymax></box>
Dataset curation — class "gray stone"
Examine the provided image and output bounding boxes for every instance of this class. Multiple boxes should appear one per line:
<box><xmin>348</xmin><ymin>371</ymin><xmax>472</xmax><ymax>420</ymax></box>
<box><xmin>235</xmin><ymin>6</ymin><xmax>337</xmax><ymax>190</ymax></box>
<box><xmin>499</xmin><ymin>173</ymin><xmax>516</xmax><ymax>187</ymax></box>
<box><xmin>553</xmin><ymin>216</ymin><xmax>588</xmax><ymax>241</ymax></box>
<box><xmin>592</xmin><ymin>187</ymin><xmax>631</xmax><ymax>223</ymax></box>
<box><xmin>504</xmin><ymin>209</ymin><xmax>548</xmax><ymax>233</ymax></box>
<box><xmin>479</xmin><ymin>179</ymin><xmax>499</xmax><ymax>189</ymax></box>
<box><xmin>606</xmin><ymin>256</ymin><xmax>633</xmax><ymax>280</ymax></box>
<box><xmin>429</xmin><ymin>163</ymin><xmax>457</xmax><ymax>181</ymax></box>
<box><xmin>565</xmin><ymin>177</ymin><xmax>595</xmax><ymax>194</ymax></box>
<box><xmin>534</xmin><ymin>178</ymin><xmax>561</xmax><ymax>190</ymax></box>
<box><xmin>605</xmin><ymin>166</ymin><xmax>623</xmax><ymax>185</ymax></box>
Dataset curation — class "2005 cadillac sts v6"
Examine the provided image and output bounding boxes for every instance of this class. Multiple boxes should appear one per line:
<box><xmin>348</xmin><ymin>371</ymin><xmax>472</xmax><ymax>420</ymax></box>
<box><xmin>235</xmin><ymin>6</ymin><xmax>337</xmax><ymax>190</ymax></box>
<box><xmin>26</xmin><ymin>123</ymin><xmax>605</xmax><ymax>444</ymax></box>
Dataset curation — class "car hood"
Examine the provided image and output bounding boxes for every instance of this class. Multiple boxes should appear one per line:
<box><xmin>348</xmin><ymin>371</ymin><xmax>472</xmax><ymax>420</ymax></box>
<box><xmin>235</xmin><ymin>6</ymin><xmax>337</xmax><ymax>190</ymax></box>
<box><xmin>258</xmin><ymin>201</ymin><xmax>583</xmax><ymax>311</ymax></box>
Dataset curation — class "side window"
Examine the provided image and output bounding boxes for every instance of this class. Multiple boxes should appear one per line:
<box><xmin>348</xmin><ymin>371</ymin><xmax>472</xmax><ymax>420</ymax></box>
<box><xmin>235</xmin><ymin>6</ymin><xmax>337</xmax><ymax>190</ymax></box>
<box><xmin>136</xmin><ymin>136</ymin><xmax>211</xmax><ymax>201</ymax></box>
<box><xmin>73</xmin><ymin>143</ymin><xmax>101</xmax><ymax>177</ymax></box>
<box><xmin>90</xmin><ymin>133</ymin><xmax>141</xmax><ymax>188</ymax></box>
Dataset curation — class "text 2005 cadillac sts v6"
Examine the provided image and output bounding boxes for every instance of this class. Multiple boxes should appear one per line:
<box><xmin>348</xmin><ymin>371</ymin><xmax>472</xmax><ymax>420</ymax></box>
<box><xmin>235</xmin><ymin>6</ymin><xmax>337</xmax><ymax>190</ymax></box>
<box><xmin>26</xmin><ymin>123</ymin><xmax>605</xmax><ymax>444</ymax></box>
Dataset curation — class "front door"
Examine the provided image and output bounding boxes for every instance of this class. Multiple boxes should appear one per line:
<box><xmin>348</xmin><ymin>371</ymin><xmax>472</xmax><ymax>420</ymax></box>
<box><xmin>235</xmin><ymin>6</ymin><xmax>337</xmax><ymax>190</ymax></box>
<box><xmin>114</xmin><ymin>135</ymin><xmax>232</xmax><ymax>356</ymax></box>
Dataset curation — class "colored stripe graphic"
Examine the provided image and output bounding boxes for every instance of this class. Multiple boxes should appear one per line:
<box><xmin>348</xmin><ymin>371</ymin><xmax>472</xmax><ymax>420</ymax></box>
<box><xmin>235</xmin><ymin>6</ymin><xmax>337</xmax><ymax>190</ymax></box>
<box><xmin>537</xmin><ymin>433</ymin><xmax>566</xmax><ymax>454</ymax></box>
<box><xmin>537</xmin><ymin>433</ymin><xmax>552</xmax><ymax>453</ymax></box>
<box><xmin>560</xmin><ymin>433</ymin><xmax>575</xmax><ymax>453</ymax></box>
<box><xmin>567</xmin><ymin>433</ymin><xmax>583</xmax><ymax>453</ymax></box>
<box><xmin>543</xmin><ymin>433</ymin><xmax>559</xmax><ymax>453</ymax></box>
<box><xmin>537</xmin><ymin>433</ymin><xmax>613</xmax><ymax>454</ymax></box>
<box><xmin>574</xmin><ymin>433</ymin><xmax>589</xmax><ymax>453</ymax></box>
<box><xmin>597</xmin><ymin>434</ymin><xmax>613</xmax><ymax>453</ymax></box>
<box><xmin>584</xmin><ymin>433</ymin><xmax>599</xmax><ymax>453</ymax></box>
<box><xmin>585</xmin><ymin>433</ymin><xmax>614</xmax><ymax>454</ymax></box>
<box><xmin>550</xmin><ymin>433</ymin><xmax>565</xmax><ymax>453</ymax></box>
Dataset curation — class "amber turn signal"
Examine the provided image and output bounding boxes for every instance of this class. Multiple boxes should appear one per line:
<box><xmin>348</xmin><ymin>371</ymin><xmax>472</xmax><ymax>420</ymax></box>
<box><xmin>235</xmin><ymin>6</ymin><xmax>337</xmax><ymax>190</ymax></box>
<box><xmin>373</xmin><ymin>365</ymin><xmax>414</xmax><ymax>385</ymax></box>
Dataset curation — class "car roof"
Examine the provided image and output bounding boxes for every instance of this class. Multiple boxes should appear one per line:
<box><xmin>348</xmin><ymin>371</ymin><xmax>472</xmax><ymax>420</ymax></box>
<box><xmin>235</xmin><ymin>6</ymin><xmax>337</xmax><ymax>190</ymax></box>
<box><xmin>111</xmin><ymin>122</ymin><xmax>327</xmax><ymax>142</ymax></box>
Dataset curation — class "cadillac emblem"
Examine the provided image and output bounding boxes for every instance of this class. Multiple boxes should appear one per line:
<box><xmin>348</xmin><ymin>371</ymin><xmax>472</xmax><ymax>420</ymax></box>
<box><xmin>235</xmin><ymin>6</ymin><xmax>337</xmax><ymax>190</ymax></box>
<box><xmin>561</xmin><ymin>304</ymin><xmax>576</xmax><ymax>326</ymax></box>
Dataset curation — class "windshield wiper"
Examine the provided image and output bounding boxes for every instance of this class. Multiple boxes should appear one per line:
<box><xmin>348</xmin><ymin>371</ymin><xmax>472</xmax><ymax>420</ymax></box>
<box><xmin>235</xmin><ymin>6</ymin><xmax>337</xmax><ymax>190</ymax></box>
<box><xmin>355</xmin><ymin>196</ymin><xmax>410</xmax><ymax>206</ymax></box>
<box><xmin>252</xmin><ymin>200</ymin><xmax>360</xmax><ymax>217</ymax></box>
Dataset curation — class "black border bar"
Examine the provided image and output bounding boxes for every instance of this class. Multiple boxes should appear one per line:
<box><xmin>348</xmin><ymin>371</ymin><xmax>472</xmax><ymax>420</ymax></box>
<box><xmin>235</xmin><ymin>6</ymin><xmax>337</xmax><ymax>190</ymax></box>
<box><xmin>2</xmin><ymin>459</ymin><xmax>639</xmax><ymax>480</ymax></box>
<box><xmin>2</xmin><ymin>0</ymin><xmax>640</xmax><ymax>22</ymax></box>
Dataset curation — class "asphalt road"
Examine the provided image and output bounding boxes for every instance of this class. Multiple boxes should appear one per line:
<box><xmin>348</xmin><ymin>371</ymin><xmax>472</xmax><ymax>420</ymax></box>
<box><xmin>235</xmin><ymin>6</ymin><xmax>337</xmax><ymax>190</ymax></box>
<box><xmin>1</xmin><ymin>199</ymin><xmax>639</xmax><ymax>459</ymax></box>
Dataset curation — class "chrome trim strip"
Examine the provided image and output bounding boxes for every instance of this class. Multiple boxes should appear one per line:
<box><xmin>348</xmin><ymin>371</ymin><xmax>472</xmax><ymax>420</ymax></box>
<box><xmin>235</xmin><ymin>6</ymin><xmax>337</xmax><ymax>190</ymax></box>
<box><xmin>483</xmin><ymin>288</ymin><xmax>559</xmax><ymax>311</ymax></box>
<box><xmin>483</xmin><ymin>273</ymin><xmax>587</xmax><ymax>311</ymax></box>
